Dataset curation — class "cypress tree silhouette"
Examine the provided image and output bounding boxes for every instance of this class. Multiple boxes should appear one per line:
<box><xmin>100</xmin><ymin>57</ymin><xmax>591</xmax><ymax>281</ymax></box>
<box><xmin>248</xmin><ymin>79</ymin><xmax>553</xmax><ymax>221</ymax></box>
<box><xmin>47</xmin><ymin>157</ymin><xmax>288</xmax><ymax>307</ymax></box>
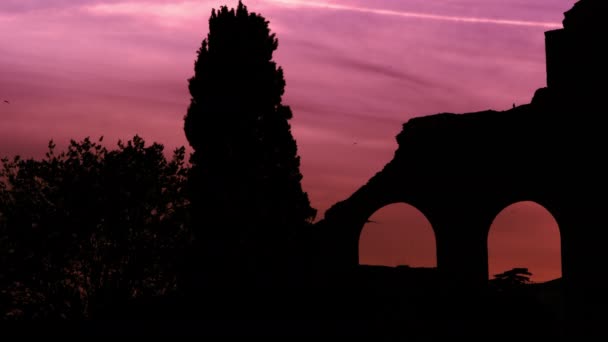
<box><xmin>183</xmin><ymin>1</ymin><xmax>316</xmax><ymax>290</ymax></box>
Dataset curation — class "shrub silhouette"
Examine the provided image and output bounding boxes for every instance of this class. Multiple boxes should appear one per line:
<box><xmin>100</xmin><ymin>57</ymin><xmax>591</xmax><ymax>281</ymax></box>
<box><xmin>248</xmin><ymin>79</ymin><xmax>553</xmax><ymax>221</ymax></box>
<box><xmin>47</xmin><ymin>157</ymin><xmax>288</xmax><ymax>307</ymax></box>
<box><xmin>490</xmin><ymin>267</ymin><xmax>533</xmax><ymax>292</ymax></box>
<box><xmin>183</xmin><ymin>1</ymin><xmax>316</xmax><ymax>287</ymax></box>
<box><xmin>0</xmin><ymin>136</ymin><xmax>190</xmax><ymax>319</ymax></box>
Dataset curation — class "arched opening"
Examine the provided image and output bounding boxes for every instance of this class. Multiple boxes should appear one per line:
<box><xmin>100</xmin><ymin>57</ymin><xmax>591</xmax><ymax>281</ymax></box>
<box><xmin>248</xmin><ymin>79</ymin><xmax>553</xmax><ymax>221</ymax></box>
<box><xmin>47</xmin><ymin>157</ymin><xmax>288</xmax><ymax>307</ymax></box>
<box><xmin>488</xmin><ymin>201</ymin><xmax>561</xmax><ymax>283</ymax></box>
<box><xmin>359</xmin><ymin>203</ymin><xmax>436</xmax><ymax>267</ymax></box>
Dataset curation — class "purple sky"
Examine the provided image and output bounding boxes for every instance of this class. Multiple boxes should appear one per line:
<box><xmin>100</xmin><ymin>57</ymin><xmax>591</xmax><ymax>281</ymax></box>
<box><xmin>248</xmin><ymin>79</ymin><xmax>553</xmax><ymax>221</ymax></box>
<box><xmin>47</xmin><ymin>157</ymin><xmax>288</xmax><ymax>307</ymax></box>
<box><xmin>0</xmin><ymin>0</ymin><xmax>576</xmax><ymax>281</ymax></box>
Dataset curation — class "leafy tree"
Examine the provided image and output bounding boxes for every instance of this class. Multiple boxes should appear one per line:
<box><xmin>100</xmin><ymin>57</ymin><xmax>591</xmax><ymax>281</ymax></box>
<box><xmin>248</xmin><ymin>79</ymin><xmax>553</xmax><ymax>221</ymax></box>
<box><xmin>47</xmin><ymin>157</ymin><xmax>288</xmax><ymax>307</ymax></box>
<box><xmin>0</xmin><ymin>136</ymin><xmax>191</xmax><ymax>319</ymax></box>
<box><xmin>183</xmin><ymin>1</ymin><xmax>316</xmax><ymax>286</ymax></box>
<box><xmin>490</xmin><ymin>267</ymin><xmax>533</xmax><ymax>292</ymax></box>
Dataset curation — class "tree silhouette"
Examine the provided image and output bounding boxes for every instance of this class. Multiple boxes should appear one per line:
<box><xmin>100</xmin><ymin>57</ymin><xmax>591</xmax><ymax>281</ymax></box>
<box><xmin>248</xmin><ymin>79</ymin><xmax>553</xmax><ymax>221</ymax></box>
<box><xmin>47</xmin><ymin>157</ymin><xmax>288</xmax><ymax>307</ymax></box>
<box><xmin>183</xmin><ymin>1</ymin><xmax>316</xmax><ymax>287</ymax></box>
<box><xmin>490</xmin><ymin>267</ymin><xmax>533</xmax><ymax>292</ymax></box>
<box><xmin>0</xmin><ymin>136</ymin><xmax>190</xmax><ymax>319</ymax></box>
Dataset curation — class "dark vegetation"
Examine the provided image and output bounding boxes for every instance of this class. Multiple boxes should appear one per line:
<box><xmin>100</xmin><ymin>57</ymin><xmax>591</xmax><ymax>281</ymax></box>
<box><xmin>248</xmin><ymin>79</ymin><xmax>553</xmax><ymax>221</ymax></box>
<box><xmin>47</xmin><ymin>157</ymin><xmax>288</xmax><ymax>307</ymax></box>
<box><xmin>0</xmin><ymin>0</ymin><xmax>577</xmax><ymax>338</ymax></box>
<box><xmin>0</xmin><ymin>136</ymin><xmax>190</xmax><ymax>320</ymax></box>
<box><xmin>1</xmin><ymin>1</ymin><xmax>318</xmax><ymax>328</ymax></box>
<box><xmin>182</xmin><ymin>0</ymin><xmax>316</xmax><ymax>293</ymax></box>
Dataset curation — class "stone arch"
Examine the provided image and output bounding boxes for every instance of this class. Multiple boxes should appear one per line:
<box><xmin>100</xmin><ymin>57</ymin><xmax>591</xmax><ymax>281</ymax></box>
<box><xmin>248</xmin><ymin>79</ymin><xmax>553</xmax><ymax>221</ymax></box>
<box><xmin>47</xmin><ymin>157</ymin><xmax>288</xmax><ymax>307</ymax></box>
<box><xmin>317</xmin><ymin>169</ymin><xmax>438</xmax><ymax>270</ymax></box>
<box><xmin>315</xmin><ymin>0</ymin><xmax>608</xmax><ymax>322</ymax></box>
<box><xmin>487</xmin><ymin>200</ymin><xmax>562</xmax><ymax>282</ymax></box>
<box><xmin>358</xmin><ymin>202</ymin><xmax>437</xmax><ymax>267</ymax></box>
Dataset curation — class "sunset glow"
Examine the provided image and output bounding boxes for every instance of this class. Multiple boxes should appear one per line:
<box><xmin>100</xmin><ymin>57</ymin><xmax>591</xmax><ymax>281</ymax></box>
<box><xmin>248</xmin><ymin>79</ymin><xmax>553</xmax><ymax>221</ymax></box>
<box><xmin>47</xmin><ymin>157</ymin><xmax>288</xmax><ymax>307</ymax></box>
<box><xmin>0</xmin><ymin>0</ymin><xmax>577</xmax><ymax>279</ymax></box>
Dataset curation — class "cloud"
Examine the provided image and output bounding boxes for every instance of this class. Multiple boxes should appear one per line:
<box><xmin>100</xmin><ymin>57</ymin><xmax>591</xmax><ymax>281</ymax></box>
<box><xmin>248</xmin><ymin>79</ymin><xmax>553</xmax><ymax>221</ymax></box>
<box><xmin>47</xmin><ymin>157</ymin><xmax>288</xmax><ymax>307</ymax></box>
<box><xmin>265</xmin><ymin>0</ymin><xmax>562</xmax><ymax>29</ymax></box>
<box><xmin>87</xmin><ymin>1</ymin><xmax>209</xmax><ymax>18</ymax></box>
<box><xmin>0</xmin><ymin>0</ymin><xmax>125</xmax><ymax>13</ymax></box>
<box><xmin>80</xmin><ymin>1</ymin><xmax>293</xmax><ymax>33</ymax></box>
<box><xmin>0</xmin><ymin>0</ymin><xmax>571</xmax><ymax>275</ymax></box>
<box><xmin>297</xmin><ymin>42</ymin><xmax>435</xmax><ymax>87</ymax></box>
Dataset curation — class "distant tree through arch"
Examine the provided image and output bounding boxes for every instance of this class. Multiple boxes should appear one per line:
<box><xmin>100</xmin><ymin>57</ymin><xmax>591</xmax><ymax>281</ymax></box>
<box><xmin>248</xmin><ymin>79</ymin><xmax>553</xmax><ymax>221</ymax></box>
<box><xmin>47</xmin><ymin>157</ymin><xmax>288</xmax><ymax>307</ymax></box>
<box><xmin>359</xmin><ymin>203</ymin><xmax>436</xmax><ymax>268</ymax></box>
<box><xmin>488</xmin><ymin>201</ymin><xmax>562</xmax><ymax>283</ymax></box>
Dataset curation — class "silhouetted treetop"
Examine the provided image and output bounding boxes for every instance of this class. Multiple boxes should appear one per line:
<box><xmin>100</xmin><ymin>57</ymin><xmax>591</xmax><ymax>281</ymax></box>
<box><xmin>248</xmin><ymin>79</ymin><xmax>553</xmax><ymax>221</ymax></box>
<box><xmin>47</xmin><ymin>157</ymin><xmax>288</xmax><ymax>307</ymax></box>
<box><xmin>183</xmin><ymin>1</ymin><xmax>315</xmax><ymax>287</ymax></box>
<box><xmin>0</xmin><ymin>136</ymin><xmax>191</xmax><ymax>319</ymax></box>
<box><xmin>490</xmin><ymin>268</ymin><xmax>533</xmax><ymax>292</ymax></box>
<box><xmin>185</xmin><ymin>1</ymin><xmax>287</xmax><ymax>152</ymax></box>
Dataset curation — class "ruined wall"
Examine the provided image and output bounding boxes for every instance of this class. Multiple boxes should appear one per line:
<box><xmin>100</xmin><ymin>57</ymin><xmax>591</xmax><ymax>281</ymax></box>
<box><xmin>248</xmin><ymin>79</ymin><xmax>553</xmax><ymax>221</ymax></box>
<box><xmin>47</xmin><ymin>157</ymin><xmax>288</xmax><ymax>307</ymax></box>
<box><xmin>314</xmin><ymin>0</ymin><xmax>608</xmax><ymax>321</ymax></box>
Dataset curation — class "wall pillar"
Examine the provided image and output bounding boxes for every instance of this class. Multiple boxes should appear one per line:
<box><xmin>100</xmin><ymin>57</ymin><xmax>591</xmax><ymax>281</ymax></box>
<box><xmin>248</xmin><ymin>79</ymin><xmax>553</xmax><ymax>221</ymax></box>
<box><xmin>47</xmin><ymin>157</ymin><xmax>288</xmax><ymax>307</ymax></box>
<box><xmin>559</xmin><ymin>207</ymin><xmax>608</xmax><ymax>334</ymax></box>
<box><xmin>431</xmin><ymin>208</ymin><xmax>491</xmax><ymax>291</ymax></box>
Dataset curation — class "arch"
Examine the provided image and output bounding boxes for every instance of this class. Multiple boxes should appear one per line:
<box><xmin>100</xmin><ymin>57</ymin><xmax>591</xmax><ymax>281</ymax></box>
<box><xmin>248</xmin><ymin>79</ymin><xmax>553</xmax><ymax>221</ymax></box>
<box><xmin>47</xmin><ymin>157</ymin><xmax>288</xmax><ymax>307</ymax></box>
<box><xmin>487</xmin><ymin>201</ymin><xmax>562</xmax><ymax>283</ymax></box>
<box><xmin>358</xmin><ymin>203</ymin><xmax>436</xmax><ymax>267</ymax></box>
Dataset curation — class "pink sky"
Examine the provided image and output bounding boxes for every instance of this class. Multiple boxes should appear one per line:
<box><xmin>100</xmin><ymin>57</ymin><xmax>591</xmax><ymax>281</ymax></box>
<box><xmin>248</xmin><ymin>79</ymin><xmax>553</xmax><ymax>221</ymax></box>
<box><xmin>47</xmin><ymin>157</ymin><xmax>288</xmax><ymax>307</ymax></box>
<box><xmin>0</xmin><ymin>0</ymin><xmax>575</xmax><ymax>281</ymax></box>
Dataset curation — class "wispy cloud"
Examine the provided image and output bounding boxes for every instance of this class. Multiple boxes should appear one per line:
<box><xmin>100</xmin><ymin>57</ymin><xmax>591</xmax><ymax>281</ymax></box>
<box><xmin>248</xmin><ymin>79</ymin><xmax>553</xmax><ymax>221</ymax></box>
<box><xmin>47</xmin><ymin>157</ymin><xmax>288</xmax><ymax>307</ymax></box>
<box><xmin>265</xmin><ymin>0</ymin><xmax>562</xmax><ymax>29</ymax></box>
<box><xmin>87</xmin><ymin>1</ymin><xmax>204</xmax><ymax>17</ymax></box>
<box><xmin>83</xmin><ymin>1</ymin><xmax>290</xmax><ymax>30</ymax></box>
<box><xmin>84</xmin><ymin>0</ymin><xmax>214</xmax><ymax>27</ymax></box>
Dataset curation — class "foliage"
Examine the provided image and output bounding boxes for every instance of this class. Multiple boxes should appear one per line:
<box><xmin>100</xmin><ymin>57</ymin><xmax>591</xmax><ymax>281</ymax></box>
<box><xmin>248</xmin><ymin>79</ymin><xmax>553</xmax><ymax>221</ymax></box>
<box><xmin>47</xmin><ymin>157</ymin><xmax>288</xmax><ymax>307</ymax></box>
<box><xmin>0</xmin><ymin>136</ymin><xmax>191</xmax><ymax>319</ymax></box>
<box><xmin>489</xmin><ymin>267</ymin><xmax>533</xmax><ymax>291</ymax></box>
<box><xmin>183</xmin><ymin>1</ymin><xmax>316</xmax><ymax>280</ymax></box>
